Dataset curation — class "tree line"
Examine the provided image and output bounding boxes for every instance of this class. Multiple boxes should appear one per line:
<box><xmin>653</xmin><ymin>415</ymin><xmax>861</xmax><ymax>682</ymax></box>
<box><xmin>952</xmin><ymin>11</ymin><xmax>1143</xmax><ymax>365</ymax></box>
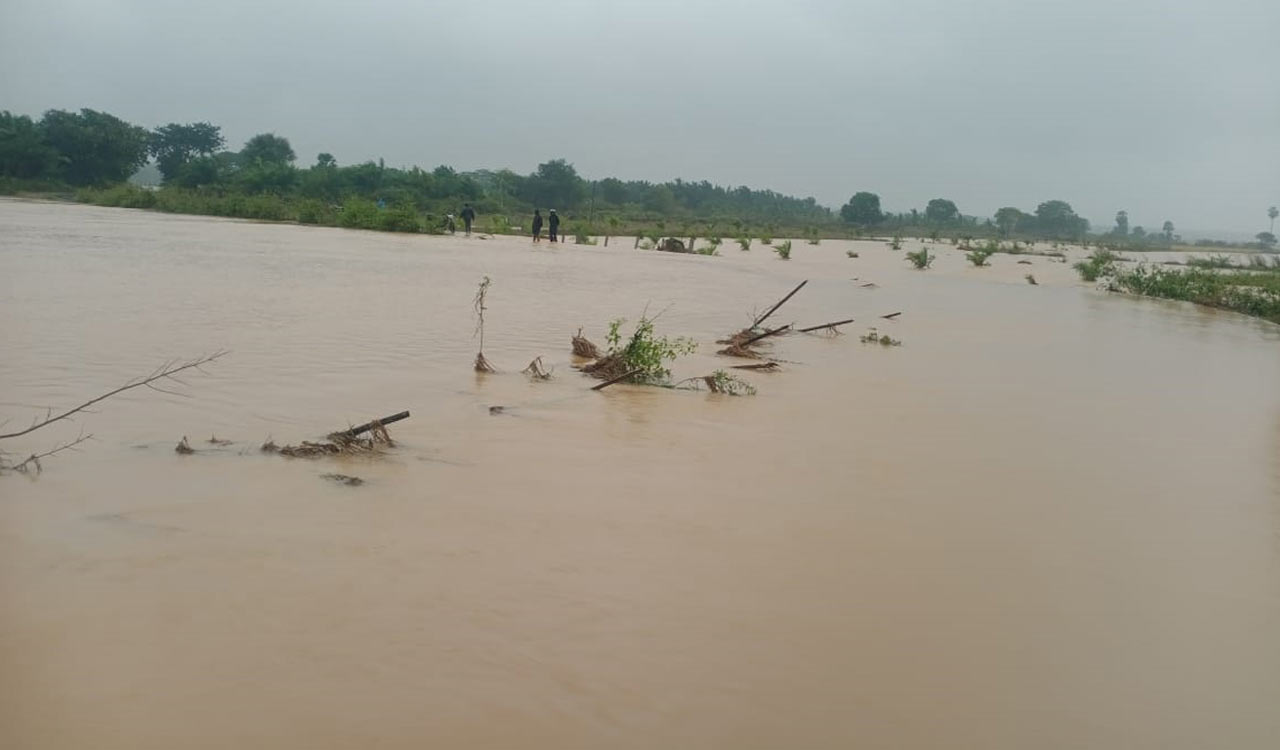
<box><xmin>4</xmin><ymin>107</ymin><xmax>1270</xmax><ymax>248</ymax></box>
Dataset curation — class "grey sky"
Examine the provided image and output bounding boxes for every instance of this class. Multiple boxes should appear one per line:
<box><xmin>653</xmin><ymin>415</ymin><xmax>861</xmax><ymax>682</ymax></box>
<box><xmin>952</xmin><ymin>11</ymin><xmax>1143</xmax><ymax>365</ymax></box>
<box><xmin>2</xmin><ymin>0</ymin><xmax>1277</xmax><ymax>234</ymax></box>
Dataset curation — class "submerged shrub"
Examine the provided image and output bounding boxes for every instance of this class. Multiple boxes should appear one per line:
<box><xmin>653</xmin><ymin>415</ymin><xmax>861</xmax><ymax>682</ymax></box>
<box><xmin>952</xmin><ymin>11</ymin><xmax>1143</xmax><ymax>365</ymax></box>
<box><xmin>774</xmin><ymin>240</ymin><xmax>792</xmax><ymax>260</ymax></box>
<box><xmin>966</xmin><ymin>247</ymin><xmax>995</xmax><ymax>267</ymax></box>
<box><xmin>1073</xmin><ymin>249</ymin><xmax>1119</xmax><ymax>282</ymax></box>
<box><xmin>905</xmin><ymin>248</ymin><xmax>934</xmax><ymax>269</ymax></box>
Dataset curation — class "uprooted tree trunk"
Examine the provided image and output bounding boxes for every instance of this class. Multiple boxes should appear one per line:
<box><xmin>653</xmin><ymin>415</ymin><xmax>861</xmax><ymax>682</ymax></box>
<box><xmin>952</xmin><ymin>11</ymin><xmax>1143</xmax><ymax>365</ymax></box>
<box><xmin>473</xmin><ymin>276</ymin><xmax>496</xmax><ymax>372</ymax></box>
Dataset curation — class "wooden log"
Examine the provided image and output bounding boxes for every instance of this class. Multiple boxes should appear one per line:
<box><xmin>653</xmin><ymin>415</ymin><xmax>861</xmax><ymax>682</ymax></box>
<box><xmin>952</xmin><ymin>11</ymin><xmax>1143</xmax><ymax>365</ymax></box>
<box><xmin>798</xmin><ymin>318</ymin><xmax>855</xmax><ymax>333</ymax></box>
<box><xmin>335</xmin><ymin>411</ymin><xmax>410</xmax><ymax>439</ymax></box>
<box><xmin>880</xmin><ymin>312</ymin><xmax>902</xmax><ymax>320</ymax></box>
<box><xmin>740</xmin><ymin>324</ymin><xmax>792</xmax><ymax>347</ymax></box>
<box><xmin>752</xmin><ymin>280</ymin><xmax>808</xmax><ymax>328</ymax></box>
<box><xmin>730</xmin><ymin>362</ymin><xmax>780</xmax><ymax>370</ymax></box>
<box><xmin>591</xmin><ymin>369</ymin><xmax>643</xmax><ymax>391</ymax></box>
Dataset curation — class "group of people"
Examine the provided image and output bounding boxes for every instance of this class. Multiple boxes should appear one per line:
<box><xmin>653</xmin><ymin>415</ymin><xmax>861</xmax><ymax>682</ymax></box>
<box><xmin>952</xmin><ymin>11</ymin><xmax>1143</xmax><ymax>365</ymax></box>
<box><xmin>448</xmin><ymin>203</ymin><xmax>561</xmax><ymax>242</ymax></box>
<box><xmin>530</xmin><ymin>209</ymin><xmax>560</xmax><ymax>243</ymax></box>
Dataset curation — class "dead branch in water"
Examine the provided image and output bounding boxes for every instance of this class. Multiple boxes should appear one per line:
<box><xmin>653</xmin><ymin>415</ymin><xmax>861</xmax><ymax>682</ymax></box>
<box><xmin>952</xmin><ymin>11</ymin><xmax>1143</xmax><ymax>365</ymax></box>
<box><xmin>571</xmin><ymin>328</ymin><xmax>601</xmax><ymax>358</ymax></box>
<box><xmin>522</xmin><ymin>357</ymin><xmax>553</xmax><ymax>380</ymax></box>
<box><xmin>332</xmin><ymin>411</ymin><xmax>411</xmax><ymax>440</ymax></box>
<box><xmin>473</xmin><ymin>276</ymin><xmax>495</xmax><ymax>371</ymax></box>
<box><xmin>730</xmin><ymin>362</ymin><xmax>780</xmax><ymax>371</ymax></box>
<box><xmin>591</xmin><ymin>368</ymin><xmax>643</xmax><ymax>391</ymax></box>
<box><xmin>263</xmin><ymin>415</ymin><xmax>401</xmax><ymax>459</ymax></box>
<box><xmin>880</xmin><ymin>312</ymin><xmax>902</xmax><ymax>320</ymax></box>
<box><xmin>2</xmin><ymin>431</ymin><xmax>93</xmax><ymax>474</ymax></box>
<box><xmin>740</xmin><ymin>324</ymin><xmax>792</xmax><ymax>347</ymax></box>
<box><xmin>753</xmin><ymin>280</ymin><xmax>808</xmax><ymax>328</ymax></box>
<box><xmin>798</xmin><ymin>318</ymin><xmax>855</xmax><ymax>334</ymax></box>
<box><xmin>0</xmin><ymin>351</ymin><xmax>227</xmax><ymax>441</ymax></box>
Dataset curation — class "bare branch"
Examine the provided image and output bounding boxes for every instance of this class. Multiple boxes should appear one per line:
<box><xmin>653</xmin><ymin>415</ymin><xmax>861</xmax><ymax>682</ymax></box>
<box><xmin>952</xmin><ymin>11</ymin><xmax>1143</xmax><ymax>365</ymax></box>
<box><xmin>4</xmin><ymin>432</ymin><xmax>95</xmax><ymax>475</ymax></box>
<box><xmin>0</xmin><ymin>351</ymin><xmax>227</xmax><ymax>441</ymax></box>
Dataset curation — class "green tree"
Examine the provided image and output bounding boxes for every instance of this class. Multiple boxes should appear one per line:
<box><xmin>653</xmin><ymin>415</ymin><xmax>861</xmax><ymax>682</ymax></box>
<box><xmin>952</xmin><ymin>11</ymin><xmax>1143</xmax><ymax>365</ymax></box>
<box><xmin>149</xmin><ymin>122</ymin><xmax>224</xmax><ymax>182</ymax></box>
<box><xmin>1162</xmin><ymin>220</ymin><xmax>1175</xmax><ymax>242</ymax></box>
<box><xmin>241</xmin><ymin>133</ymin><xmax>295</xmax><ymax>165</ymax></box>
<box><xmin>522</xmin><ymin>158</ymin><xmax>585</xmax><ymax>209</ymax></box>
<box><xmin>39</xmin><ymin>108</ymin><xmax>149</xmax><ymax>185</ymax></box>
<box><xmin>1113</xmin><ymin>210</ymin><xmax>1129</xmax><ymax>236</ymax></box>
<box><xmin>1034</xmin><ymin>200</ymin><xmax>1088</xmax><ymax>239</ymax></box>
<box><xmin>1256</xmin><ymin>231</ymin><xmax>1277</xmax><ymax>250</ymax></box>
<box><xmin>1269</xmin><ymin>206</ymin><xmax>1277</xmax><ymax>233</ymax></box>
<box><xmin>840</xmin><ymin>192</ymin><xmax>882</xmax><ymax>225</ymax></box>
<box><xmin>994</xmin><ymin>206</ymin><xmax>1026</xmax><ymax>236</ymax></box>
<box><xmin>315</xmin><ymin>152</ymin><xmax>336</xmax><ymax>168</ymax></box>
<box><xmin>598</xmin><ymin>177</ymin><xmax>627</xmax><ymax>205</ymax></box>
<box><xmin>924</xmin><ymin>198</ymin><xmax>959</xmax><ymax>224</ymax></box>
<box><xmin>0</xmin><ymin>111</ymin><xmax>60</xmax><ymax>179</ymax></box>
<box><xmin>1132</xmin><ymin>225</ymin><xmax>1147</xmax><ymax>240</ymax></box>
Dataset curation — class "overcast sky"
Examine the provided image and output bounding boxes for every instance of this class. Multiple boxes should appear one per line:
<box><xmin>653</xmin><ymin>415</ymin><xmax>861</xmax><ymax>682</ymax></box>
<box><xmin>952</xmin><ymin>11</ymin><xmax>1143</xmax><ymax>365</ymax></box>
<box><xmin>2</xmin><ymin>0</ymin><xmax>1276</xmax><ymax>234</ymax></box>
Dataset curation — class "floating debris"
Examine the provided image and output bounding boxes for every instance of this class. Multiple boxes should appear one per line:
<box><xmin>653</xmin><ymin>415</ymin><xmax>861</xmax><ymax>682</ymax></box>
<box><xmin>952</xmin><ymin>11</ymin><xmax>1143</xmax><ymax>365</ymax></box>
<box><xmin>175</xmin><ymin>436</ymin><xmax>194</xmax><ymax>454</ymax></box>
<box><xmin>321</xmin><ymin>473</ymin><xmax>364</xmax><ymax>487</ymax></box>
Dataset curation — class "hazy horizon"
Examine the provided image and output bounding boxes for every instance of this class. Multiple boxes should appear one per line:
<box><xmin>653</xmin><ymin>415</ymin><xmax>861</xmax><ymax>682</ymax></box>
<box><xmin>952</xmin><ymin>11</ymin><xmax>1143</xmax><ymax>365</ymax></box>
<box><xmin>2</xmin><ymin>0</ymin><xmax>1277</xmax><ymax>236</ymax></box>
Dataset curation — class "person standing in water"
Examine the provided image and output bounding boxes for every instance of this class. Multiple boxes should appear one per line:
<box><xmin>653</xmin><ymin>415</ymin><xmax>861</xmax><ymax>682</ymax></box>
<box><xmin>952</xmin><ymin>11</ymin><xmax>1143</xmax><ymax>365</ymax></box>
<box><xmin>460</xmin><ymin>203</ymin><xmax>476</xmax><ymax>236</ymax></box>
<box><xmin>548</xmin><ymin>209</ymin><xmax>560</xmax><ymax>243</ymax></box>
<box><xmin>531</xmin><ymin>209</ymin><xmax>543</xmax><ymax>242</ymax></box>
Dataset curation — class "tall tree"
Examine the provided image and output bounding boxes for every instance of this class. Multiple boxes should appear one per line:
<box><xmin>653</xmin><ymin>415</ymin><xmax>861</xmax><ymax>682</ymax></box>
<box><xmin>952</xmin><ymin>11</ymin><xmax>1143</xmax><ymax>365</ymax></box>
<box><xmin>1034</xmin><ymin>200</ymin><xmax>1088</xmax><ymax>239</ymax></box>
<box><xmin>994</xmin><ymin>206</ymin><xmax>1026</xmax><ymax>236</ymax></box>
<box><xmin>39</xmin><ymin>108</ymin><xmax>149</xmax><ymax>185</ymax></box>
<box><xmin>522</xmin><ymin>158</ymin><xmax>585</xmax><ymax>209</ymax></box>
<box><xmin>1162</xmin><ymin>220</ymin><xmax>1175</xmax><ymax>242</ymax></box>
<box><xmin>924</xmin><ymin>198</ymin><xmax>959</xmax><ymax>224</ymax></box>
<box><xmin>149</xmin><ymin>122</ymin><xmax>224</xmax><ymax>182</ymax></box>
<box><xmin>1269</xmin><ymin>205</ymin><xmax>1277</xmax><ymax>233</ymax></box>
<box><xmin>1113</xmin><ymin>210</ymin><xmax>1129</xmax><ymax>236</ymax></box>
<box><xmin>241</xmin><ymin>133</ymin><xmax>295</xmax><ymax>165</ymax></box>
<box><xmin>840</xmin><ymin>192</ymin><xmax>882</xmax><ymax>225</ymax></box>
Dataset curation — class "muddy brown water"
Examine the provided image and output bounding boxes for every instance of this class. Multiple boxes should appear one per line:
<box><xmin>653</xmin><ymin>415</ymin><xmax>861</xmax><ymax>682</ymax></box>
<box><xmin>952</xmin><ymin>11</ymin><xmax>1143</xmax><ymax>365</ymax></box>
<box><xmin>2</xmin><ymin>198</ymin><xmax>1279</xmax><ymax>749</ymax></box>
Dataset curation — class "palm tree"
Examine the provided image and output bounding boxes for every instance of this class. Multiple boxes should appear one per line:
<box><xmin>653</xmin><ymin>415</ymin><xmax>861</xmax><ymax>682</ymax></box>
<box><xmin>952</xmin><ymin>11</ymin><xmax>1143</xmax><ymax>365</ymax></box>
<box><xmin>1269</xmin><ymin>205</ymin><xmax>1277</xmax><ymax>233</ymax></box>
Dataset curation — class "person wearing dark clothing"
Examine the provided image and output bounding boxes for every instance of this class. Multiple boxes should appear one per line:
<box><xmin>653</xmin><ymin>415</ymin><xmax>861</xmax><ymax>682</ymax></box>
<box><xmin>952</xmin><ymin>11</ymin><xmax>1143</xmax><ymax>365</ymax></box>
<box><xmin>531</xmin><ymin>210</ymin><xmax>543</xmax><ymax>242</ymax></box>
<box><xmin>548</xmin><ymin>209</ymin><xmax>560</xmax><ymax>243</ymax></box>
<box><xmin>460</xmin><ymin>203</ymin><xmax>476</xmax><ymax>236</ymax></box>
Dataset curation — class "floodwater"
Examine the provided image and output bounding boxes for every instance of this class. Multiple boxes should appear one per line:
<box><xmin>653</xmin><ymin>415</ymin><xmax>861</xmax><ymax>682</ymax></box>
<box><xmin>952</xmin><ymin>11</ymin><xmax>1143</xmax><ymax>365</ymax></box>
<box><xmin>2</xmin><ymin>198</ymin><xmax>1278</xmax><ymax>749</ymax></box>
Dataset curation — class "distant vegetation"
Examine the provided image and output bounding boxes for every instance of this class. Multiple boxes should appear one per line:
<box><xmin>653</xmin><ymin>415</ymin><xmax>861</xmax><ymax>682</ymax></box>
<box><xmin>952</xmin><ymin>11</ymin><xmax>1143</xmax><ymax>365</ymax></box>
<box><xmin>1</xmin><ymin>106</ymin><xmax>1276</xmax><ymax>250</ymax></box>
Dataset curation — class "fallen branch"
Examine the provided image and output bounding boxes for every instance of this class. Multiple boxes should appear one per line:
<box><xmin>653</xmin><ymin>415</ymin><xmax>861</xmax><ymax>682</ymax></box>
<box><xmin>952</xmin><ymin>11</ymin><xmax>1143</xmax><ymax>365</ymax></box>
<box><xmin>2</xmin><ymin>432</ymin><xmax>93</xmax><ymax>474</ymax></box>
<box><xmin>740</xmin><ymin>324</ymin><xmax>792</xmax><ymax>347</ymax></box>
<box><xmin>752</xmin><ymin>280</ymin><xmax>808</xmax><ymax>328</ymax></box>
<box><xmin>571</xmin><ymin>328</ymin><xmax>601</xmax><ymax>358</ymax></box>
<box><xmin>798</xmin><ymin>318</ymin><xmax>854</xmax><ymax>333</ymax></box>
<box><xmin>730</xmin><ymin>362</ymin><xmax>779</xmax><ymax>371</ymax></box>
<box><xmin>591</xmin><ymin>369</ymin><xmax>643</xmax><ymax>391</ymax></box>
<box><xmin>880</xmin><ymin>312</ymin><xmax>902</xmax><ymax>320</ymax></box>
<box><xmin>0</xmin><ymin>351</ymin><xmax>227</xmax><ymax>441</ymax></box>
<box><xmin>332</xmin><ymin>411</ymin><xmax>411</xmax><ymax>440</ymax></box>
<box><xmin>522</xmin><ymin>357</ymin><xmax>553</xmax><ymax>380</ymax></box>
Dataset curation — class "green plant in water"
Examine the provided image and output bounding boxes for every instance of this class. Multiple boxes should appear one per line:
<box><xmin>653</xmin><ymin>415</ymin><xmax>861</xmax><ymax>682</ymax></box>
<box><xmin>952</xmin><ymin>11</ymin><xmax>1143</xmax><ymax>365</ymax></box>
<box><xmin>859</xmin><ymin>329</ymin><xmax>902</xmax><ymax>346</ymax></box>
<box><xmin>694</xmin><ymin>244</ymin><xmax>719</xmax><ymax>256</ymax></box>
<box><xmin>703</xmin><ymin>370</ymin><xmax>756</xmax><ymax>396</ymax></box>
<box><xmin>846</xmin><ymin>250</ymin><xmax>859</xmax><ymax>258</ymax></box>
<box><xmin>1186</xmin><ymin>254</ymin><xmax>1237</xmax><ymax>269</ymax></box>
<box><xmin>605</xmin><ymin>316</ymin><xmax>697</xmax><ymax>384</ymax></box>
<box><xmin>736</xmin><ymin>236</ymin><xmax>752</xmax><ymax>251</ymax></box>
<box><xmin>889</xmin><ymin>236</ymin><xmax>902</xmax><ymax>250</ymax></box>
<box><xmin>906</xmin><ymin>248</ymin><xmax>934</xmax><ymax>269</ymax></box>
<box><xmin>774</xmin><ymin>240</ymin><xmax>792</xmax><ymax>260</ymax></box>
<box><xmin>1073</xmin><ymin>249</ymin><xmax>1120</xmax><ymax>282</ymax></box>
<box><xmin>806</xmin><ymin>227</ymin><xmax>821</xmax><ymax>245</ymax></box>
<box><xmin>967</xmin><ymin>247</ymin><xmax>995</xmax><ymax>266</ymax></box>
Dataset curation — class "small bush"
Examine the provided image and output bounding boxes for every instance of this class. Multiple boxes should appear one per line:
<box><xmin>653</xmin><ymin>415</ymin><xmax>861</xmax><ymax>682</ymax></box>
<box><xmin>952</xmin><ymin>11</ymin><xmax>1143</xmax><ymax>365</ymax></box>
<box><xmin>338</xmin><ymin>198</ymin><xmax>381</xmax><ymax>230</ymax></box>
<box><xmin>966</xmin><ymin>248</ymin><xmax>995</xmax><ymax>267</ymax></box>
<box><xmin>905</xmin><ymin>248</ymin><xmax>934</xmax><ymax>269</ymax></box>
<box><xmin>736</xmin><ymin>236</ymin><xmax>752</xmax><ymax>251</ymax></box>
<box><xmin>1073</xmin><ymin>249</ymin><xmax>1120</xmax><ymax>282</ymax></box>
<box><xmin>774</xmin><ymin>240</ymin><xmax>792</xmax><ymax>260</ymax></box>
<box><xmin>379</xmin><ymin>204</ymin><xmax>422</xmax><ymax>232</ymax></box>
<box><xmin>846</xmin><ymin>250</ymin><xmax>859</xmax><ymax>258</ymax></box>
<box><xmin>605</xmin><ymin>316</ymin><xmax>697</xmax><ymax>384</ymax></box>
<box><xmin>888</xmin><ymin>236</ymin><xmax>902</xmax><ymax>250</ymax></box>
